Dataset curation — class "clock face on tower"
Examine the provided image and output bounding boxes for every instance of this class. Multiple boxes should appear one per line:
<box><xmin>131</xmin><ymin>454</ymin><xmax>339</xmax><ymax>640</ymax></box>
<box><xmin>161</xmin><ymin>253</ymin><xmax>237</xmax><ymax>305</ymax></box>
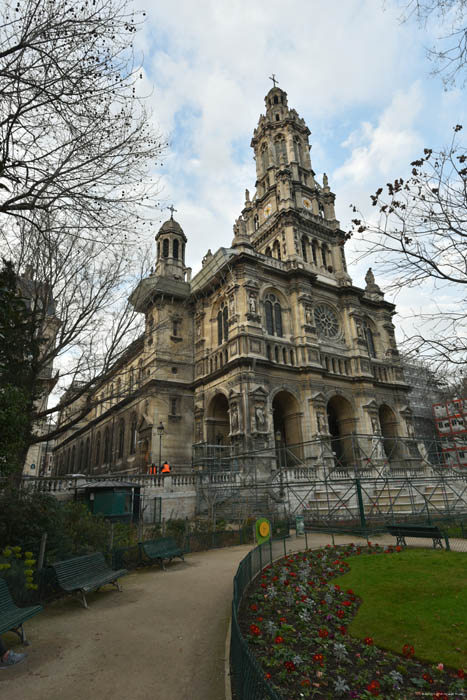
<box><xmin>303</xmin><ymin>198</ymin><xmax>311</xmax><ymax>210</ymax></box>
<box><xmin>263</xmin><ymin>203</ymin><xmax>272</xmax><ymax>218</ymax></box>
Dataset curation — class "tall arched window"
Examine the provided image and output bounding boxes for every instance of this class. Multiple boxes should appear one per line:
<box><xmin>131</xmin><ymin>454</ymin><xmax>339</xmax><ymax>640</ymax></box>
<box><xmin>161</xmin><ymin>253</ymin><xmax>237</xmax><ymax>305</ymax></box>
<box><xmin>261</xmin><ymin>145</ymin><xmax>269</xmax><ymax>172</ymax></box>
<box><xmin>95</xmin><ymin>432</ymin><xmax>101</xmax><ymax>467</ymax></box>
<box><xmin>217</xmin><ymin>310</ymin><xmax>223</xmax><ymax>345</ymax></box>
<box><xmin>78</xmin><ymin>440</ymin><xmax>84</xmax><ymax>471</ymax></box>
<box><xmin>163</xmin><ymin>238</ymin><xmax>169</xmax><ymax>257</ymax></box>
<box><xmin>301</xmin><ymin>235</ymin><xmax>308</xmax><ymax>262</ymax></box>
<box><xmin>364</xmin><ymin>322</ymin><xmax>377</xmax><ymax>358</ymax></box>
<box><xmin>129</xmin><ymin>414</ymin><xmax>137</xmax><ymax>455</ymax></box>
<box><xmin>217</xmin><ymin>305</ymin><xmax>228</xmax><ymax>345</ymax></box>
<box><xmin>312</xmin><ymin>240</ymin><xmax>318</xmax><ymax>265</ymax></box>
<box><xmin>173</xmin><ymin>239</ymin><xmax>179</xmax><ymax>259</ymax></box>
<box><xmin>104</xmin><ymin>427</ymin><xmax>110</xmax><ymax>464</ymax></box>
<box><xmin>264</xmin><ymin>294</ymin><xmax>283</xmax><ymax>337</ymax></box>
<box><xmin>265</xmin><ymin>246</ymin><xmax>272</xmax><ymax>257</ymax></box>
<box><xmin>85</xmin><ymin>437</ymin><xmax>90</xmax><ymax>469</ymax></box>
<box><xmin>138</xmin><ymin>359</ymin><xmax>143</xmax><ymax>384</ymax></box>
<box><xmin>223</xmin><ymin>306</ymin><xmax>228</xmax><ymax>342</ymax></box>
<box><xmin>275</xmin><ymin>137</ymin><xmax>287</xmax><ymax>164</ymax></box>
<box><xmin>293</xmin><ymin>138</ymin><xmax>302</xmax><ymax>165</ymax></box>
<box><xmin>118</xmin><ymin>420</ymin><xmax>125</xmax><ymax>458</ymax></box>
<box><xmin>322</xmin><ymin>245</ymin><xmax>328</xmax><ymax>268</ymax></box>
<box><xmin>272</xmin><ymin>240</ymin><xmax>281</xmax><ymax>260</ymax></box>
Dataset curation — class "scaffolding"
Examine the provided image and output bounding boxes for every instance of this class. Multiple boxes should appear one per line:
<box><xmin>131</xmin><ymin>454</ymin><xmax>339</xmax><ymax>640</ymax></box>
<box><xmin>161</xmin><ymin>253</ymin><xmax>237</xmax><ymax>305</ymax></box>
<box><xmin>193</xmin><ymin>434</ymin><xmax>467</xmax><ymax>526</ymax></box>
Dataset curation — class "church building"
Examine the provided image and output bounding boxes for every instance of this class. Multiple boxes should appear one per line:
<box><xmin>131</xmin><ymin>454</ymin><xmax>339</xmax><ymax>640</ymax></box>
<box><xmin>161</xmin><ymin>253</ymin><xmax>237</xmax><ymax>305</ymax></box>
<box><xmin>53</xmin><ymin>85</ymin><xmax>414</xmax><ymax>477</ymax></box>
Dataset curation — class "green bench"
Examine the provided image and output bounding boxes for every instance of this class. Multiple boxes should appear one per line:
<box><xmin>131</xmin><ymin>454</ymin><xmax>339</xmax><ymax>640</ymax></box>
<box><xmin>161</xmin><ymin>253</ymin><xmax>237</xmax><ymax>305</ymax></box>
<box><xmin>139</xmin><ymin>537</ymin><xmax>185</xmax><ymax>570</ymax></box>
<box><xmin>0</xmin><ymin>578</ymin><xmax>43</xmax><ymax>645</ymax></box>
<box><xmin>387</xmin><ymin>524</ymin><xmax>450</xmax><ymax>550</ymax></box>
<box><xmin>50</xmin><ymin>552</ymin><xmax>128</xmax><ymax>609</ymax></box>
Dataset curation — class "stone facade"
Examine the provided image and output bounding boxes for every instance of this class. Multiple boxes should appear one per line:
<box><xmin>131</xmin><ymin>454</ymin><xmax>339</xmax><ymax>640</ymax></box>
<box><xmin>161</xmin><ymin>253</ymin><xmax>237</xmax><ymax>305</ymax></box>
<box><xmin>53</xmin><ymin>86</ymin><xmax>414</xmax><ymax>478</ymax></box>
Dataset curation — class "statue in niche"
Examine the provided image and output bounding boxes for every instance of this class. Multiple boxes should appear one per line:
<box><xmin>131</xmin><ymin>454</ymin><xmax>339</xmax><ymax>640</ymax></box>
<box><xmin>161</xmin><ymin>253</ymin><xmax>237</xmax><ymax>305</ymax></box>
<box><xmin>230</xmin><ymin>404</ymin><xmax>239</xmax><ymax>432</ymax></box>
<box><xmin>255</xmin><ymin>404</ymin><xmax>266</xmax><ymax>430</ymax></box>
<box><xmin>371</xmin><ymin>418</ymin><xmax>384</xmax><ymax>460</ymax></box>
<box><xmin>356</xmin><ymin>321</ymin><xmax>364</xmax><ymax>338</ymax></box>
<box><xmin>229</xmin><ymin>296</ymin><xmax>235</xmax><ymax>315</ymax></box>
<box><xmin>316</xmin><ymin>412</ymin><xmax>326</xmax><ymax>434</ymax></box>
<box><xmin>196</xmin><ymin>322</ymin><xmax>201</xmax><ymax>338</ymax></box>
<box><xmin>305</xmin><ymin>307</ymin><xmax>313</xmax><ymax>325</ymax></box>
<box><xmin>249</xmin><ymin>294</ymin><xmax>257</xmax><ymax>314</ymax></box>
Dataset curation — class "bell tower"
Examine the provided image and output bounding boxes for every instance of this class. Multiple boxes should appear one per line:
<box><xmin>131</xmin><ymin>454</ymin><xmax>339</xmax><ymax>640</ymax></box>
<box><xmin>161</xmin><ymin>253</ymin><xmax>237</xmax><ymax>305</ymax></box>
<box><xmin>155</xmin><ymin>210</ymin><xmax>188</xmax><ymax>281</ymax></box>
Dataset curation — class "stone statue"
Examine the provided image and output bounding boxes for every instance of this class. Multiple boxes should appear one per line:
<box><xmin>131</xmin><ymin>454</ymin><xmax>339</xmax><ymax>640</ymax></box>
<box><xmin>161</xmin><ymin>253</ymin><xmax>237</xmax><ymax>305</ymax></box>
<box><xmin>305</xmin><ymin>307</ymin><xmax>313</xmax><ymax>325</ymax></box>
<box><xmin>323</xmin><ymin>172</ymin><xmax>328</xmax><ymax>187</ymax></box>
<box><xmin>245</xmin><ymin>188</ymin><xmax>250</xmax><ymax>202</ymax></box>
<box><xmin>202</xmin><ymin>249</ymin><xmax>213</xmax><ymax>267</ymax></box>
<box><xmin>255</xmin><ymin>404</ymin><xmax>266</xmax><ymax>429</ymax></box>
<box><xmin>365</xmin><ymin>268</ymin><xmax>375</xmax><ymax>286</ymax></box>
<box><xmin>317</xmin><ymin>413</ymin><xmax>325</xmax><ymax>434</ymax></box>
<box><xmin>230</xmin><ymin>404</ymin><xmax>239</xmax><ymax>432</ymax></box>
<box><xmin>249</xmin><ymin>294</ymin><xmax>257</xmax><ymax>314</ymax></box>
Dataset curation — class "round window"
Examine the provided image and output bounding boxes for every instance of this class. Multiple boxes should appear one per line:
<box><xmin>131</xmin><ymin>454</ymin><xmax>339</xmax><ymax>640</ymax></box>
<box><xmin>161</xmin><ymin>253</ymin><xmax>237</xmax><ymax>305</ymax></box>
<box><xmin>314</xmin><ymin>304</ymin><xmax>339</xmax><ymax>338</ymax></box>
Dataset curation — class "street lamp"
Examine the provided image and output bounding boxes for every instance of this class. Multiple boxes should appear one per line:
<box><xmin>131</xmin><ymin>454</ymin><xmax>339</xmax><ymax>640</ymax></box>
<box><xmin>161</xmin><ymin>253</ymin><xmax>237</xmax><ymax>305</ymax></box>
<box><xmin>157</xmin><ymin>421</ymin><xmax>164</xmax><ymax>473</ymax></box>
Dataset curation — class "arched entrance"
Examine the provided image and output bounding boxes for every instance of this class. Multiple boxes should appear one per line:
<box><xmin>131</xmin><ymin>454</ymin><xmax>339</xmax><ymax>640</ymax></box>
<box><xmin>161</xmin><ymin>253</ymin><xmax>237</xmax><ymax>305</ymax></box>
<box><xmin>272</xmin><ymin>391</ymin><xmax>302</xmax><ymax>464</ymax></box>
<box><xmin>206</xmin><ymin>394</ymin><xmax>230</xmax><ymax>444</ymax></box>
<box><xmin>379</xmin><ymin>404</ymin><xmax>399</xmax><ymax>462</ymax></box>
<box><xmin>326</xmin><ymin>395</ymin><xmax>356</xmax><ymax>468</ymax></box>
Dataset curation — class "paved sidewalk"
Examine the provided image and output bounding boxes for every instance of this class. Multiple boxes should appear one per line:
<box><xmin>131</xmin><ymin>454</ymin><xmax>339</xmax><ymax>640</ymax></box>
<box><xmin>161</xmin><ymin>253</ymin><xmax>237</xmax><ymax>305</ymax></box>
<box><xmin>0</xmin><ymin>533</ymin><xmax>393</xmax><ymax>700</ymax></box>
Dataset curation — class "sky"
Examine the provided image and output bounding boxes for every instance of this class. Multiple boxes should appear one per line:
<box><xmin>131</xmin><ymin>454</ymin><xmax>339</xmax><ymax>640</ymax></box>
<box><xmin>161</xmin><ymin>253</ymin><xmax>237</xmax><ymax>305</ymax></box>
<box><xmin>133</xmin><ymin>0</ymin><xmax>466</xmax><ymax>345</ymax></box>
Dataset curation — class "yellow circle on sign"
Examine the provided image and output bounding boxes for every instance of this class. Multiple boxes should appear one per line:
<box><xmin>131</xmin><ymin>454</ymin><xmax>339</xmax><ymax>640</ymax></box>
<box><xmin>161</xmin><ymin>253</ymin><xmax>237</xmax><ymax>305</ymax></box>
<box><xmin>259</xmin><ymin>521</ymin><xmax>270</xmax><ymax>537</ymax></box>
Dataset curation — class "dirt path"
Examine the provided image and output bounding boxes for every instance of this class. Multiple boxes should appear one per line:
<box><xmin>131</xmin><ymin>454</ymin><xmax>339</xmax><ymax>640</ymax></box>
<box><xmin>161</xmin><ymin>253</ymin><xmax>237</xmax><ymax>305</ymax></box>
<box><xmin>0</xmin><ymin>533</ymin><xmax>394</xmax><ymax>700</ymax></box>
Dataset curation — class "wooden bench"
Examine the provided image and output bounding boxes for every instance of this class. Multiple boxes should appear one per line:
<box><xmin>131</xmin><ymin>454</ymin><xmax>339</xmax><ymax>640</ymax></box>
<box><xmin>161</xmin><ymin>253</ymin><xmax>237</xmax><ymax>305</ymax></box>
<box><xmin>139</xmin><ymin>537</ymin><xmax>185</xmax><ymax>570</ymax></box>
<box><xmin>387</xmin><ymin>524</ymin><xmax>450</xmax><ymax>550</ymax></box>
<box><xmin>0</xmin><ymin>578</ymin><xmax>43</xmax><ymax>645</ymax></box>
<box><xmin>50</xmin><ymin>552</ymin><xmax>128</xmax><ymax>608</ymax></box>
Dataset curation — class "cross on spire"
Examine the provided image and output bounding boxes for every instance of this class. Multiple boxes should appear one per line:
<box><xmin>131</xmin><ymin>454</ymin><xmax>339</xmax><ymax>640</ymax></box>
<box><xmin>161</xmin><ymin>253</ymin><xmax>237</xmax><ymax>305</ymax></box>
<box><xmin>269</xmin><ymin>73</ymin><xmax>278</xmax><ymax>88</ymax></box>
<box><xmin>167</xmin><ymin>204</ymin><xmax>177</xmax><ymax>219</ymax></box>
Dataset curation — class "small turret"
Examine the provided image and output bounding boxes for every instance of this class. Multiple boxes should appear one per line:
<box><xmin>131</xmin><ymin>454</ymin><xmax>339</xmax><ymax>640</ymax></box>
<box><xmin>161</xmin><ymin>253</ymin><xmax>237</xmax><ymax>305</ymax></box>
<box><xmin>155</xmin><ymin>214</ymin><xmax>188</xmax><ymax>280</ymax></box>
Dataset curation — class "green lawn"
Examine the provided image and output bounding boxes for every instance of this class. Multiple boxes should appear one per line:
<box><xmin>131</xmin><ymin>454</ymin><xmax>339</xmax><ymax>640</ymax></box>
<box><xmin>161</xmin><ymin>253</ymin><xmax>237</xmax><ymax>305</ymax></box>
<box><xmin>338</xmin><ymin>548</ymin><xmax>467</xmax><ymax>669</ymax></box>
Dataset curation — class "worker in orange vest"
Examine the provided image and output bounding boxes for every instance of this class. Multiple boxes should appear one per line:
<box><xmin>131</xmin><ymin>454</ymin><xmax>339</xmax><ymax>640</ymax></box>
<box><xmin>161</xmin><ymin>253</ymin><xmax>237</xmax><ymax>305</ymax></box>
<box><xmin>161</xmin><ymin>460</ymin><xmax>171</xmax><ymax>474</ymax></box>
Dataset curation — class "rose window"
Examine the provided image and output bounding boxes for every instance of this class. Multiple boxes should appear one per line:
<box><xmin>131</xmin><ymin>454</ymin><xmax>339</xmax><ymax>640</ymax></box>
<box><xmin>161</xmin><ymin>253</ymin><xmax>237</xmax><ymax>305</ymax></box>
<box><xmin>314</xmin><ymin>304</ymin><xmax>339</xmax><ymax>338</ymax></box>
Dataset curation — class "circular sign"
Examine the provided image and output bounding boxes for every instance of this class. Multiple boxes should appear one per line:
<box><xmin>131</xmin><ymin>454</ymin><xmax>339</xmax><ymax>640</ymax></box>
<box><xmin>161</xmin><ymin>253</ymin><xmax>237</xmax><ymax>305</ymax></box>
<box><xmin>255</xmin><ymin>518</ymin><xmax>272</xmax><ymax>544</ymax></box>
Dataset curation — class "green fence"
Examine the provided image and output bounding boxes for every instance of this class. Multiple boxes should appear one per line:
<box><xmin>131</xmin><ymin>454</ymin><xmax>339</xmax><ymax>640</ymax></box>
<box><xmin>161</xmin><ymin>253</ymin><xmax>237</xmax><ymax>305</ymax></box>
<box><xmin>231</xmin><ymin>538</ymin><xmax>295</xmax><ymax>700</ymax></box>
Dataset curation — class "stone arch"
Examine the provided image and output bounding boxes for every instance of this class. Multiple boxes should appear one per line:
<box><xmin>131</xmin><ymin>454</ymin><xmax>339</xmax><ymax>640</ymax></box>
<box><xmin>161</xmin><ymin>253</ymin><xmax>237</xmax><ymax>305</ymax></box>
<box><xmin>272</xmin><ymin>389</ymin><xmax>303</xmax><ymax>463</ymax></box>
<box><xmin>326</xmin><ymin>394</ymin><xmax>357</xmax><ymax>468</ymax></box>
<box><xmin>206</xmin><ymin>392</ymin><xmax>230</xmax><ymax>444</ymax></box>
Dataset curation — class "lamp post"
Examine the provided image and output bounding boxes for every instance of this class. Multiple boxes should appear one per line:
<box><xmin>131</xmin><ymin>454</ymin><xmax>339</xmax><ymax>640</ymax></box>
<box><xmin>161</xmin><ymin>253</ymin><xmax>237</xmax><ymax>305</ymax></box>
<box><xmin>157</xmin><ymin>421</ymin><xmax>164</xmax><ymax>473</ymax></box>
<box><xmin>275</xmin><ymin>430</ymin><xmax>284</xmax><ymax>497</ymax></box>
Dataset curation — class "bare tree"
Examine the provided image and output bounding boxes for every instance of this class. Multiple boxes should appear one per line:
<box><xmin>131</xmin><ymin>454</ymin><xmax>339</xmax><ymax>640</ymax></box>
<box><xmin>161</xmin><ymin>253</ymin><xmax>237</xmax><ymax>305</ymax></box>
<box><xmin>0</xmin><ymin>0</ymin><xmax>165</xmax><ymax>478</ymax></box>
<box><xmin>350</xmin><ymin>125</ymin><xmax>467</xmax><ymax>373</ymax></box>
<box><xmin>399</xmin><ymin>0</ymin><xmax>467</xmax><ymax>87</ymax></box>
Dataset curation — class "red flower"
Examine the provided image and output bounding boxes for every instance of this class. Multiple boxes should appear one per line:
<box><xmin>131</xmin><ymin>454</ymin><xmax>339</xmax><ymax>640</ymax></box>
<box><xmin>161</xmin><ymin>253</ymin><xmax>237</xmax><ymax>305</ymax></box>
<box><xmin>337</xmin><ymin>609</ymin><xmax>345</xmax><ymax>618</ymax></box>
<box><xmin>364</xmin><ymin>637</ymin><xmax>374</xmax><ymax>645</ymax></box>
<box><xmin>313</xmin><ymin>653</ymin><xmax>324</xmax><ymax>664</ymax></box>
<box><xmin>334</xmin><ymin>584</ymin><xmax>341</xmax><ymax>591</ymax></box>
<box><xmin>301</xmin><ymin>678</ymin><xmax>311</xmax><ymax>687</ymax></box>
<box><xmin>423</xmin><ymin>673</ymin><xmax>433</xmax><ymax>683</ymax></box>
<box><xmin>265</xmin><ymin>672</ymin><xmax>271</xmax><ymax>680</ymax></box>
<box><xmin>260</xmin><ymin>583</ymin><xmax>267</xmax><ymax>588</ymax></box>
<box><xmin>279</xmin><ymin>617</ymin><xmax>287</xmax><ymax>623</ymax></box>
<box><xmin>346</xmin><ymin>589</ymin><xmax>354</xmax><ymax>595</ymax></box>
<box><xmin>257</xmin><ymin>616</ymin><xmax>263</xmax><ymax>622</ymax></box>
<box><xmin>395</xmin><ymin>545</ymin><xmax>402</xmax><ymax>552</ymax></box>
<box><xmin>250</xmin><ymin>604</ymin><xmax>258</xmax><ymax>612</ymax></box>
<box><xmin>367</xmin><ymin>680</ymin><xmax>380</xmax><ymax>696</ymax></box>
<box><xmin>457</xmin><ymin>669</ymin><xmax>465</xmax><ymax>679</ymax></box>
<box><xmin>249</xmin><ymin>624</ymin><xmax>261</xmax><ymax>637</ymax></box>
<box><xmin>339</xmin><ymin>625</ymin><xmax>347</xmax><ymax>635</ymax></box>
<box><xmin>342</xmin><ymin>600</ymin><xmax>352</xmax><ymax>607</ymax></box>
<box><xmin>402</xmin><ymin>643</ymin><xmax>415</xmax><ymax>657</ymax></box>
<box><xmin>318</xmin><ymin>628</ymin><xmax>328</xmax><ymax>638</ymax></box>
<box><xmin>432</xmin><ymin>694</ymin><xmax>448</xmax><ymax>700</ymax></box>
<box><xmin>274</xmin><ymin>635</ymin><xmax>284</xmax><ymax>644</ymax></box>
<box><xmin>284</xmin><ymin>660</ymin><xmax>296</xmax><ymax>673</ymax></box>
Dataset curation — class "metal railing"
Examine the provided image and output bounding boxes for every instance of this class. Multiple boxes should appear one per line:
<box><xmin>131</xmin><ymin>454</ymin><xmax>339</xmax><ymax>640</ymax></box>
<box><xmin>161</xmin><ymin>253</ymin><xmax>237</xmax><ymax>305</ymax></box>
<box><xmin>230</xmin><ymin>538</ymin><xmax>292</xmax><ymax>700</ymax></box>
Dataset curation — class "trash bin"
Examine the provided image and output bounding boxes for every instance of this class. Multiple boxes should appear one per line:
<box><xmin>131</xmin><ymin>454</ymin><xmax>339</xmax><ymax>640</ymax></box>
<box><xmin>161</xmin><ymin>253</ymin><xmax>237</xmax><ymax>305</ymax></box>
<box><xmin>295</xmin><ymin>514</ymin><xmax>305</xmax><ymax>536</ymax></box>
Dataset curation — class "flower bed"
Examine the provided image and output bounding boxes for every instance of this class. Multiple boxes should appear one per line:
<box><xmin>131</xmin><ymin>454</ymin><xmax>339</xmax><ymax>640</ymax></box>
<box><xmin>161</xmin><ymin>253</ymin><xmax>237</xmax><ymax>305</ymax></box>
<box><xmin>239</xmin><ymin>542</ymin><xmax>466</xmax><ymax>699</ymax></box>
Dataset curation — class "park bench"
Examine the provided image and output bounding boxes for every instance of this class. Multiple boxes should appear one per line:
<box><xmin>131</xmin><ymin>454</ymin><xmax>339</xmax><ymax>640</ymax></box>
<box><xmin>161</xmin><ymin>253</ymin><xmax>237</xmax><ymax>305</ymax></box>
<box><xmin>0</xmin><ymin>577</ymin><xmax>43</xmax><ymax>645</ymax></box>
<box><xmin>50</xmin><ymin>552</ymin><xmax>128</xmax><ymax>609</ymax></box>
<box><xmin>139</xmin><ymin>537</ymin><xmax>185</xmax><ymax>570</ymax></box>
<box><xmin>387</xmin><ymin>524</ymin><xmax>450</xmax><ymax>550</ymax></box>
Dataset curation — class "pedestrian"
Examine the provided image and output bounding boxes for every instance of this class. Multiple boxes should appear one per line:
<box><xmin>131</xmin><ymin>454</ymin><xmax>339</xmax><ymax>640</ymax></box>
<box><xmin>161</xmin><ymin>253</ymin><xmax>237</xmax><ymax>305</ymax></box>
<box><xmin>161</xmin><ymin>460</ymin><xmax>171</xmax><ymax>474</ymax></box>
<box><xmin>0</xmin><ymin>636</ymin><xmax>27</xmax><ymax>668</ymax></box>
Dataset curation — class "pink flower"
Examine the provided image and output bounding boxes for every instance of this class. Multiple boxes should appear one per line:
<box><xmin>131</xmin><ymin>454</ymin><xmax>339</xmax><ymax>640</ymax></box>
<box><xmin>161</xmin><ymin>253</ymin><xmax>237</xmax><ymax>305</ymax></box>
<box><xmin>437</xmin><ymin>663</ymin><xmax>444</xmax><ymax>671</ymax></box>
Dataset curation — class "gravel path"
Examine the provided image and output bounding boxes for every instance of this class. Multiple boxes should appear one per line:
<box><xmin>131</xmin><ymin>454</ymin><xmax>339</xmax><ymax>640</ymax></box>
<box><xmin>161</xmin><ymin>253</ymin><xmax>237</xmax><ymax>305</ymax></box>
<box><xmin>0</xmin><ymin>533</ymin><xmax>396</xmax><ymax>700</ymax></box>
